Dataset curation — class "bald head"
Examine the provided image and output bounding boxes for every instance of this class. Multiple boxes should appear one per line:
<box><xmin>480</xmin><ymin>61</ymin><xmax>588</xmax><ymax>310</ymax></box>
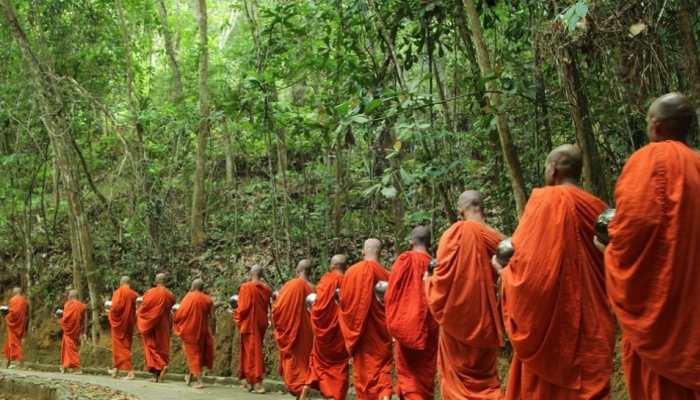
<box><xmin>648</xmin><ymin>92</ymin><xmax>696</xmax><ymax>142</ymax></box>
<box><xmin>457</xmin><ymin>190</ymin><xmax>484</xmax><ymax>221</ymax></box>
<box><xmin>250</xmin><ymin>264</ymin><xmax>264</xmax><ymax>280</ymax></box>
<box><xmin>296</xmin><ymin>259</ymin><xmax>312</xmax><ymax>276</ymax></box>
<box><xmin>155</xmin><ymin>273</ymin><xmax>167</xmax><ymax>285</ymax></box>
<box><xmin>120</xmin><ymin>276</ymin><xmax>130</xmax><ymax>286</ymax></box>
<box><xmin>545</xmin><ymin>144</ymin><xmax>583</xmax><ymax>185</ymax></box>
<box><xmin>410</xmin><ymin>225</ymin><xmax>431</xmax><ymax>249</ymax></box>
<box><xmin>12</xmin><ymin>287</ymin><xmax>22</xmax><ymax>296</ymax></box>
<box><xmin>363</xmin><ymin>238</ymin><xmax>382</xmax><ymax>261</ymax></box>
<box><xmin>191</xmin><ymin>278</ymin><xmax>204</xmax><ymax>291</ymax></box>
<box><xmin>330</xmin><ymin>254</ymin><xmax>348</xmax><ymax>273</ymax></box>
<box><xmin>68</xmin><ymin>289</ymin><xmax>79</xmax><ymax>300</ymax></box>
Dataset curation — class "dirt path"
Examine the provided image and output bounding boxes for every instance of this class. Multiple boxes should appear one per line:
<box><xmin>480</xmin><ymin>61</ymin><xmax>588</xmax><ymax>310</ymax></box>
<box><xmin>1</xmin><ymin>369</ymin><xmax>290</xmax><ymax>400</ymax></box>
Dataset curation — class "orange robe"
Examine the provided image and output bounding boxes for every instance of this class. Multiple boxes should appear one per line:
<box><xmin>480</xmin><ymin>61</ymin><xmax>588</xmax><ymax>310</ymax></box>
<box><xmin>234</xmin><ymin>281</ymin><xmax>272</xmax><ymax>385</ymax></box>
<box><xmin>606</xmin><ymin>141</ymin><xmax>700</xmax><ymax>399</ymax></box>
<box><xmin>386</xmin><ymin>251</ymin><xmax>437</xmax><ymax>400</ymax></box>
<box><xmin>137</xmin><ymin>286</ymin><xmax>175</xmax><ymax>373</ymax></box>
<box><xmin>3</xmin><ymin>295</ymin><xmax>29</xmax><ymax>361</ymax></box>
<box><xmin>60</xmin><ymin>299</ymin><xmax>86</xmax><ymax>369</ymax></box>
<box><xmin>426</xmin><ymin>221</ymin><xmax>504</xmax><ymax>400</ymax></box>
<box><xmin>306</xmin><ymin>272</ymin><xmax>349</xmax><ymax>400</ymax></box>
<box><xmin>501</xmin><ymin>185</ymin><xmax>616</xmax><ymax>399</ymax></box>
<box><xmin>173</xmin><ymin>291</ymin><xmax>214</xmax><ymax>377</ymax></box>
<box><xmin>339</xmin><ymin>260</ymin><xmax>393</xmax><ymax>400</ymax></box>
<box><xmin>272</xmin><ymin>278</ymin><xmax>314</xmax><ymax>396</ymax></box>
<box><xmin>109</xmin><ymin>285</ymin><xmax>138</xmax><ymax>371</ymax></box>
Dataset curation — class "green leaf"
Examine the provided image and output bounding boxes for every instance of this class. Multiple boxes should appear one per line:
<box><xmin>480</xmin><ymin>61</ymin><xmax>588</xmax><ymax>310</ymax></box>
<box><xmin>381</xmin><ymin>186</ymin><xmax>398</xmax><ymax>199</ymax></box>
<box><xmin>559</xmin><ymin>1</ymin><xmax>588</xmax><ymax>33</ymax></box>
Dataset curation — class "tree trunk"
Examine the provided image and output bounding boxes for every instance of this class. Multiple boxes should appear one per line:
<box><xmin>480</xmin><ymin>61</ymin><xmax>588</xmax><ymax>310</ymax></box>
<box><xmin>533</xmin><ymin>34</ymin><xmax>553</xmax><ymax>153</ymax></box>
<box><xmin>677</xmin><ymin>0</ymin><xmax>700</xmax><ymax>144</ymax></box>
<box><xmin>0</xmin><ymin>0</ymin><xmax>100</xmax><ymax>342</ymax></box>
<box><xmin>557</xmin><ymin>46</ymin><xmax>609</xmax><ymax>201</ymax></box>
<box><xmin>461</xmin><ymin>0</ymin><xmax>527</xmax><ymax>215</ymax></box>
<box><xmin>223</xmin><ymin>130</ymin><xmax>235</xmax><ymax>186</ymax></box>
<box><xmin>156</xmin><ymin>0</ymin><xmax>184</xmax><ymax>102</ymax></box>
<box><xmin>191</xmin><ymin>0</ymin><xmax>209</xmax><ymax>248</ymax></box>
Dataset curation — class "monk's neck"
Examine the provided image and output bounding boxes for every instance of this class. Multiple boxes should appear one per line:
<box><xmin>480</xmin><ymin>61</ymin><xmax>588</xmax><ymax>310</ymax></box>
<box><xmin>364</xmin><ymin>256</ymin><xmax>379</xmax><ymax>263</ymax></box>
<box><xmin>555</xmin><ymin>180</ymin><xmax>579</xmax><ymax>188</ymax></box>
<box><xmin>411</xmin><ymin>246</ymin><xmax>430</xmax><ymax>256</ymax></box>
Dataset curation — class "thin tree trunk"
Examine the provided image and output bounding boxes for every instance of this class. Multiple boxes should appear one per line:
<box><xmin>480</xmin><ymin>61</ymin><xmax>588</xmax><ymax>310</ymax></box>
<box><xmin>191</xmin><ymin>0</ymin><xmax>209</xmax><ymax>248</ymax></box>
<box><xmin>156</xmin><ymin>0</ymin><xmax>184</xmax><ymax>101</ymax></box>
<box><xmin>557</xmin><ymin>46</ymin><xmax>609</xmax><ymax>201</ymax></box>
<box><xmin>677</xmin><ymin>0</ymin><xmax>700</xmax><ymax>144</ymax></box>
<box><xmin>223</xmin><ymin>129</ymin><xmax>235</xmax><ymax>186</ymax></box>
<box><xmin>533</xmin><ymin>35</ymin><xmax>553</xmax><ymax>152</ymax></box>
<box><xmin>0</xmin><ymin>0</ymin><xmax>100</xmax><ymax>342</ymax></box>
<box><xmin>462</xmin><ymin>0</ymin><xmax>527</xmax><ymax>215</ymax></box>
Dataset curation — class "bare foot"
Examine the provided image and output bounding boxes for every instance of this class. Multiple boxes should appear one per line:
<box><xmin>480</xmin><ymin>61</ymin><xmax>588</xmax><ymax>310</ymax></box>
<box><xmin>253</xmin><ymin>383</ymin><xmax>266</xmax><ymax>394</ymax></box>
<box><xmin>74</xmin><ymin>370</ymin><xmax>83</xmax><ymax>375</ymax></box>
<box><xmin>108</xmin><ymin>368</ymin><xmax>118</xmax><ymax>379</ymax></box>
<box><xmin>184</xmin><ymin>374</ymin><xmax>192</xmax><ymax>386</ymax></box>
<box><xmin>122</xmin><ymin>374</ymin><xmax>135</xmax><ymax>381</ymax></box>
<box><xmin>149</xmin><ymin>377</ymin><xmax>158</xmax><ymax>383</ymax></box>
<box><xmin>60</xmin><ymin>367</ymin><xmax>66</xmax><ymax>374</ymax></box>
<box><xmin>159</xmin><ymin>366</ymin><xmax>168</xmax><ymax>382</ymax></box>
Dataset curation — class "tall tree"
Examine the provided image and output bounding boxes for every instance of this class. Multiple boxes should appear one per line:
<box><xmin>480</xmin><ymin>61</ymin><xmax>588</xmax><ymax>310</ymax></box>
<box><xmin>461</xmin><ymin>0</ymin><xmax>527</xmax><ymax>215</ymax></box>
<box><xmin>156</xmin><ymin>0</ymin><xmax>184</xmax><ymax>102</ymax></box>
<box><xmin>191</xmin><ymin>0</ymin><xmax>209</xmax><ymax>248</ymax></box>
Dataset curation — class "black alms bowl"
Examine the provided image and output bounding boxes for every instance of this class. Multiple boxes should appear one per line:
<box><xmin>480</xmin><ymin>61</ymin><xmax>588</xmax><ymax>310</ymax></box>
<box><xmin>229</xmin><ymin>294</ymin><xmax>239</xmax><ymax>309</ymax></box>
<box><xmin>595</xmin><ymin>208</ymin><xmax>616</xmax><ymax>245</ymax></box>
<box><xmin>496</xmin><ymin>237</ymin><xmax>515</xmax><ymax>267</ymax></box>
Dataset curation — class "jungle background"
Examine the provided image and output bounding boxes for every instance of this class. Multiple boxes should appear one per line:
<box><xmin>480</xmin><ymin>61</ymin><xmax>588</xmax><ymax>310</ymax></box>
<box><xmin>0</xmin><ymin>0</ymin><xmax>698</xmax><ymax>398</ymax></box>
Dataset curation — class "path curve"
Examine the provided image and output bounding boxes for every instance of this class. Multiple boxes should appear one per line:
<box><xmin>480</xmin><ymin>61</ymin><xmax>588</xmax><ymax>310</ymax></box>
<box><xmin>1</xmin><ymin>369</ymin><xmax>290</xmax><ymax>400</ymax></box>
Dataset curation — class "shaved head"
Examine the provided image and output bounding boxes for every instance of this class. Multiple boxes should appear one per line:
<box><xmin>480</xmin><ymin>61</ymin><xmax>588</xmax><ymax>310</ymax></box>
<box><xmin>68</xmin><ymin>289</ymin><xmax>79</xmax><ymax>300</ymax></box>
<box><xmin>648</xmin><ymin>92</ymin><xmax>696</xmax><ymax>142</ymax></box>
<box><xmin>250</xmin><ymin>264</ymin><xmax>264</xmax><ymax>279</ymax></box>
<box><xmin>545</xmin><ymin>144</ymin><xmax>583</xmax><ymax>185</ymax></box>
<box><xmin>191</xmin><ymin>278</ymin><xmax>204</xmax><ymax>291</ymax></box>
<box><xmin>330</xmin><ymin>254</ymin><xmax>348</xmax><ymax>272</ymax></box>
<box><xmin>12</xmin><ymin>287</ymin><xmax>22</xmax><ymax>296</ymax></box>
<box><xmin>410</xmin><ymin>226</ymin><xmax>431</xmax><ymax>248</ymax></box>
<box><xmin>363</xmin><ymin>238</ymin><xmax>382</xmax><ymax>260</ymax></box>
<box><xmin>120</xmin><ymin>276</ymin><xmax>130</xmax><ymax>285</ymax></box>
<box><xmin>155</xmin><ymin>273</ymin><xmax>167</xmax><ymax>285</ymax></box>
<box><xmin>457</xmin><ymin>190</ymin><xmax>485</xmax><ymax>221</ymax></box>
<box><xmin>296</xmin><ymin>259</ymin><xmax>312</xmax><ymax>275</ymax></box>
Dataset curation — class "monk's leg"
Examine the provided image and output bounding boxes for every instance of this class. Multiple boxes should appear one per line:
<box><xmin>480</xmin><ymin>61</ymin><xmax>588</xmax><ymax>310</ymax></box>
<box><xmin>182</xmin><ymin>342</ymin><xmax>202</xmax><ymax>387</ymax></box>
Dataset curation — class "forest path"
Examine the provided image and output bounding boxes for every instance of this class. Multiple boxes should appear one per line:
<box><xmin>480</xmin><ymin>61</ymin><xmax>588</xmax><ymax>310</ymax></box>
<box><xmin>0</xmin><ymin>368</ymin><xmax>290</xmax><ymax>400</ymax></box>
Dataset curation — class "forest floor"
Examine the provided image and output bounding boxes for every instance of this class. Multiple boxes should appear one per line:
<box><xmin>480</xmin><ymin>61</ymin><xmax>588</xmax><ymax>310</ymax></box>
<box><xmin>0</xmin><ymin>368</ymin><xmax>290</xmax><ymax>400</ymax></box>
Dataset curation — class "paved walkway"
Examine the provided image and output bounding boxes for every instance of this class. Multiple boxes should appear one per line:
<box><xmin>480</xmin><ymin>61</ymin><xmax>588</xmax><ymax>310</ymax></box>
<box><xmin>1</xmin><ymin>368</ymin><xmax>290</xmax><ymax>400</ymax></box>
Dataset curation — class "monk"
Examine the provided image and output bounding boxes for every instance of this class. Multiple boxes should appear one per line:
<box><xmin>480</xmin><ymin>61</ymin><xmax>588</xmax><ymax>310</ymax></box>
<box><xmin>302</xmin><ymin>255</ymin><xmax>350</xmax><ymax>400</ymax></box>
<box><xmin>426</xmin><ymin>192</ymin><xmax>504</xmax><ymax>400</ymax></box>
<box><xmin>173</xmin><ymin>279</ymin><xmax>214</xmax><ymax>389</ymax></box>
<box><xmin>60</xmin><ymin>289</ymin><xmax>87</xmax><ymax>374</ymax></box>
<box><xmin>603</xmin><ymin>93</ymin><xmax>700</xmax><ymax>398</ymax></box>
<box><xmin>234</xmin><ymin>264</ymin><xmax>272</xmax><ymax>394</ymax></box>
<box><xmin>493</xmin><ymin>144</ymin><xmax>616</xmax><ymax>399</ymax></box>
<box><xmin>2</xmin><ymin>287</ymin><xmax>29</xmax><ymax>368</ymax></box>
<box><xmin>137</xmin><ymin>273</ymin><xmax>175</xmax><ymax>382</ymax></box>
<box><xmin>108</xmin><ymin>276</ymin><xmax>138</xmax><ymax>380</ymax></box>
<box><xmin>339</xmin><ymin>238</ymin><xmax>393</xmax><ymax>400</ymax></box>
<box><xmin>387</xmin><ymin>226</ymin><xmax>438</xmax><ymax>400</ymax></box>
<box><xmin>272</xmin><ymin>260</ymin><xmax>314</xmax><ymax>398</ymax></box>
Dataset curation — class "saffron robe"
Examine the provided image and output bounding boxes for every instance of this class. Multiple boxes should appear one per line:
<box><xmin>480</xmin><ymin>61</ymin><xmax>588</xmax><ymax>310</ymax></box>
<box><xmin>60</xmin><ymin>299</ymin><xmax>86</xmax><ymax>369</ymax></box>
<box><xmin>306</xmin><ymin>272</ymin><xmax>349</xmax><ymax>400</ymax></box>
<box><xmin>2</xmin><ymin>295</ymin><xmax>29</xmax><ymax>361</ymax></box>
<box><xmin>502</xmin><ymin>185</ymin><xmax>616</xmax><ymax>399</ymax></box>
<box><xmin>272</xmin><ymin>277</ymin><xmax>314</xmax><ymax>396</ymax></box>
<box><xmin>173</xmin><ymin>291</ymin><xmax>214</xmax><ymax>377</ymax></box>
<box><xmin>339</xmin><ymin>260</ymin><xmax>393</xmax><ymax>400</ymax></box>
<box><xmin>108</xmin><ymin>285</ymin><xmax>138</xmax><ymax>370</ymax></box>
<box><xmin>426</xmin><ymin>221</ymin><xmax>504</xmax><ymax>400</ymax></box>
<box><xmin>386</xmin><ymin>250</ymin><xmax>438</xmax><ymax>400</ymax></box>
<box><xmin>137</xmin><ymin>286</ymin><xmax>175</xmax><ymax>372</ymax></box>
<box><xmin>234</xmin><ymin>281</ymin><xmax>272</xmax><ymax>385</ymax></box>
<box><xmin>606</xmin><ymin>141</ymin><xmax>700</xmax><ymax>399</ymax></box>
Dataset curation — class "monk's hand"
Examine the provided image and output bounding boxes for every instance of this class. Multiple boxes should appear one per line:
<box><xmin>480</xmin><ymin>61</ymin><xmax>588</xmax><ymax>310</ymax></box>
<box><xmin>491</xmin><ymin>255</ymin><xmax>504</xmax><ymax>276</ymax></box>
<box><xmin>593</xmin><ymin>236</ymin><xmax>607</xmax><ymax>254</ymax></box>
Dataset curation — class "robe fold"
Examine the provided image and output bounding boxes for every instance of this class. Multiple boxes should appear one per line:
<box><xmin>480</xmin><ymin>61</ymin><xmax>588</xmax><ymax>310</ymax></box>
<box><xmin>339</xmin><ymin>260</ymin><xmax>393</xmax><ymax>400</ymax></box>
<box><xmin>234</xmin><ymin>281</ymin><xmax>272</xmax><ymax>385</ymax></box>
<box><xmin>272</xmin><ymin>278</ymin><xmax>314</xmax><ymax>396</ymax></box>
<box><xmin>426</xmin><ymin>221</ymin><xmax>504</xmax><ymax>400</ymax></box>
<box><xmin>386</xmin><ymin>251</ymin><xmax>437</xmax><ymax>400</ymax></box>
<box><xmin>60</xmin><ymin>299</ymin><xmax>86</xmax><ymax>369</ymax></box>
<box><xmin>3</xmin><ymin>295</ymin><xmax>29</xmax><ymax>361</ymax></box>
<box><xmin>306</xmin><ymin>272</ymin><xmax>349</xmax><ymax>400</ymax></box>
<box><xmin>606</xmin><ymin>141</ymin><xmax>700</xmax><ymax>398</ymax></box>
<box><xmin>173</xmin><ymin>291</ymin><xmax>214</xmax><ymax>377</ymax></box>
<box><xmin>109</xmin><ymin>285</ymin><xmax>138</xmax><ymax>371</ymax></box>
<box><xmin>502</xmin><ymin>185</ymin><xmax>616</xmax><ymax>399</ymax></box>
<box><xmin>137</xmin><ymin>286</ymin><xmax>175</xmax><ymax>373</ymax></box>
